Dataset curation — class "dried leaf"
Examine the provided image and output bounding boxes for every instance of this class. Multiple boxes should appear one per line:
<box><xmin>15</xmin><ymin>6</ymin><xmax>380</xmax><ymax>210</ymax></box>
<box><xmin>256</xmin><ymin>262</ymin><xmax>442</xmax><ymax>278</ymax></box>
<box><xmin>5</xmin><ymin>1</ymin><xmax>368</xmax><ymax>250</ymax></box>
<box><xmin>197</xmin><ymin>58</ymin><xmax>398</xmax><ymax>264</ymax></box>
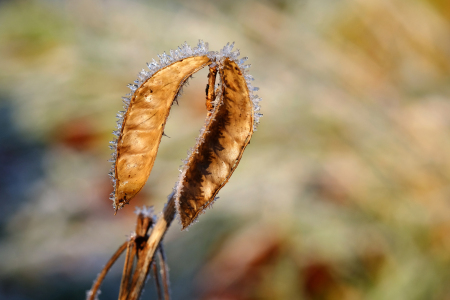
<box><xmin>175</xmin><ymin>58</ymin><xmax>254</xmax><ymax>229</ymax></box>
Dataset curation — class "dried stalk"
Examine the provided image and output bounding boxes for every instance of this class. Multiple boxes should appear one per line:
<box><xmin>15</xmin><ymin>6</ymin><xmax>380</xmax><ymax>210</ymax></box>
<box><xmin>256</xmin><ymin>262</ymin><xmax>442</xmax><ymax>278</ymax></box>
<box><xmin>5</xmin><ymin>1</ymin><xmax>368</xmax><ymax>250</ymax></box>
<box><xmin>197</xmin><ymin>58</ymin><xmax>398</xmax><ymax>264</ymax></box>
<box><xmin>118</xmin><ymin>238</ymin><xmax>135</xmax><ymax>300</ymax></box>
<box><xmin>152</xmin><ymin>262</ymin><xmax>163</xmax><ymax>300</ymax></box>
<box><xmin>88</xmin><ymin>241</ymin><xmax>128</xmax><ymax>300</ymax></box>
<box><xmin>157</xmin><ymin>245</ymin><xmax>171</xmax><ymax>300</ymax></box>
<box><xmin>127</xmin><ymin>195</ymin><xmax>176</xmax><ymax>300</ymax></box>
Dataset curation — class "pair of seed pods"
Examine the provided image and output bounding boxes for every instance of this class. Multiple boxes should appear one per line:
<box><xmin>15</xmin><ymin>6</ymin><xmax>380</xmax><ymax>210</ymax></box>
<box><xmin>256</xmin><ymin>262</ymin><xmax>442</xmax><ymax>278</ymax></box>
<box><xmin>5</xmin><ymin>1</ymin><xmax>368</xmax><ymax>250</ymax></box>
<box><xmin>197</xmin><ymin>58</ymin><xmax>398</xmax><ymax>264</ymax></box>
<box><xmin>109</xmin><ymin>41</ymin><xmax>262</xmax><ymax>229</ymax></box>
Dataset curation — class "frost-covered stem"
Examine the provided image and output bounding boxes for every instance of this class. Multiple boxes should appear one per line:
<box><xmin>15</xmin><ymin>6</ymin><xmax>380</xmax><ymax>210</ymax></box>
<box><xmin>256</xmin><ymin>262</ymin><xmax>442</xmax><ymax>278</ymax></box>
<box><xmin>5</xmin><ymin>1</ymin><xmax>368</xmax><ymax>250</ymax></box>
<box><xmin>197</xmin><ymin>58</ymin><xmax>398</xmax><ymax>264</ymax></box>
<box><xmin>118</xmin><ymin>238</ymin><xmax>135</xmax><ymax>300</ymax></box>
<box><xmin>127</xmin><ymin>195</ymin><xmax>176</xmax><ymax>300</ymax></box>
<box><xmin>88</xmin><ymin>241</ymin><xmax>128</xmax><ymax>300</ymax></box>
<box><xmin>157</xmin><ymin>245</ymin><xmax>171</xmax><ymax>300</ymax></box>
<box><xmin>152</xmin><ymin>262</ymin><xmax>163</xmax><ymax>300</ymax></box>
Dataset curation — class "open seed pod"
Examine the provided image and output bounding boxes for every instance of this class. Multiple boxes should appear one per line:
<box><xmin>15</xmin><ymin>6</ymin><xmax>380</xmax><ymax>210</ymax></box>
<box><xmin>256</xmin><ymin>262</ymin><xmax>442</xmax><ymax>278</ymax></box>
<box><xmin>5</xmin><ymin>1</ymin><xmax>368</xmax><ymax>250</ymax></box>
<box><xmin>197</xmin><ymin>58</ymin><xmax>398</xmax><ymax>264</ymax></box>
<box><xmin>175</xmin><ymin>58</ymin><xmax>254</xmax><ymax>228</ymax></box>
<box><xmin>109</xmin><ymin>41</ymin><xmax>262</xmax><ymax>228</ymax></box>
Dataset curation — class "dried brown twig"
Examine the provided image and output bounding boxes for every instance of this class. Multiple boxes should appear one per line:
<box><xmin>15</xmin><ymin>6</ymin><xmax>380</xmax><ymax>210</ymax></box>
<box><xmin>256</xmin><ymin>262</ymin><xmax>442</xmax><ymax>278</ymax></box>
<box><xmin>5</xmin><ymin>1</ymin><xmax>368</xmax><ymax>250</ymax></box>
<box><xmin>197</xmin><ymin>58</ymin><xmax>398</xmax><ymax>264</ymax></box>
<box><xmin>127</xmin><ymin>197</ymin><xmax>175</xmax><ymax>300</ymax></box>
<box><xmin>157</xmin><ymin>244</ymin><xmax>171</xmax><ymax>300</ymax></box>
<box><xmin>88</xmin><ymin>199</ymin><xmax>175</xmax><ymax>300</ymax></box>
<box><xmin>87</xmin><ymin>241</ymin><xmax>128</xmax><ymax>300</ymax></box>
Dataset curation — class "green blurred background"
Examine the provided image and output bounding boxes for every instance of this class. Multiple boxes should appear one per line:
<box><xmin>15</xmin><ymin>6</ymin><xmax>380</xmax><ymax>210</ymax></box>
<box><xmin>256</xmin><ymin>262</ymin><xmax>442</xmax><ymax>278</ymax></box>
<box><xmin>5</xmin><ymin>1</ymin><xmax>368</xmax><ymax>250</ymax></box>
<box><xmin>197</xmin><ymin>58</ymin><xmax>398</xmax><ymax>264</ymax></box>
<box><xmin>1</xmin><ymin>0</ymin><xmax>450</xmax><ymax>299</ymax></box>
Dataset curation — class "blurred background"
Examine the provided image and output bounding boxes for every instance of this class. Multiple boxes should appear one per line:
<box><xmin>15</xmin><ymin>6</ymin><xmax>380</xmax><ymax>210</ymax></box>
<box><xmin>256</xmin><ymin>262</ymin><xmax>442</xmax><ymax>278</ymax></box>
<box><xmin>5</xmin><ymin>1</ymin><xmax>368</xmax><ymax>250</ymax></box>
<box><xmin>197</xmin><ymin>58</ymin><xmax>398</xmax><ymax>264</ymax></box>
<box><xmin>1</xmin><ymin>0</ymin><xmax>450</xmax><ymax>299</ymax></box>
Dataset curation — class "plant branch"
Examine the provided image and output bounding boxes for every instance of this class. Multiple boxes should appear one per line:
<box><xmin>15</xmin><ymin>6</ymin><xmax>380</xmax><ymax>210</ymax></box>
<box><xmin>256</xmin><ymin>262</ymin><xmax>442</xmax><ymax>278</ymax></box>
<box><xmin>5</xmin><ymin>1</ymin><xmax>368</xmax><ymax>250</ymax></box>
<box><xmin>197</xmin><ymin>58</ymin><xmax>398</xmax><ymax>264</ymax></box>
<box><xmin>152</xmin><ymin>262</ymin><xmax>163</xmax><ymax>300</ymax></box>
<box><xmin>127</xmin><ymin>194</ymin><xmax>176</xmax><ymax>300</ymax></box>
<box><xmin>157</xmin><ymin>245</ymin><xmax>171</xmax><ymax>300</ymax></box>
<box><xmin>88</xmin><ymin>241</ymin><xmax>128</xmax><ymax>300</ymax></box>
<box><xmin>118</xmin><ymin>238</ymin><xmax>135</xmax><ymax>300</ymax></box>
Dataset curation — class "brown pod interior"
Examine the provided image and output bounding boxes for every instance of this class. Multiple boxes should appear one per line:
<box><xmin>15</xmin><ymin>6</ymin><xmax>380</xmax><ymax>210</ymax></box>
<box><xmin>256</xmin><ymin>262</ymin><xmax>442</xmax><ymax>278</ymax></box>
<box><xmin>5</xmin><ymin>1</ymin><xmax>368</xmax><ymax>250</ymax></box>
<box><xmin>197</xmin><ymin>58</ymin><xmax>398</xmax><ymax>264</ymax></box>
<box><xmin>177</xmin><ymin>58</ymin><xmax>254</xmax><ymax>228</ymax></box>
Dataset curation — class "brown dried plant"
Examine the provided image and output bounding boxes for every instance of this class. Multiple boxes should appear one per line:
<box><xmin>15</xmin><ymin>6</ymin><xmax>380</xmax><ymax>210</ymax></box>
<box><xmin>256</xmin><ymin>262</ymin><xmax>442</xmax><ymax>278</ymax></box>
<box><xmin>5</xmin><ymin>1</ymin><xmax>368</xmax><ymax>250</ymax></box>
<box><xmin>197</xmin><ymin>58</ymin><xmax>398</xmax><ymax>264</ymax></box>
<box><xmin>88</xmin><ymin>41</ymin><xmax>261</xmax><ymax>299</ymax></box>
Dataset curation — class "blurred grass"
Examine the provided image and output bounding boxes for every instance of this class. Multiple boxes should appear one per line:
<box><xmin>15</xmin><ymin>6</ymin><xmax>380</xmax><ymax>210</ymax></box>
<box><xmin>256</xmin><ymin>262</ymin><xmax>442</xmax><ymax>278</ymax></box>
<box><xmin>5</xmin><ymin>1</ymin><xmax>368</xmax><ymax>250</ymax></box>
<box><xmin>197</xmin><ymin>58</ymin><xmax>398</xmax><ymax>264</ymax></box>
<box><xmin>1</xmin><ymin>0</ymin><xmax>450</xmax><ymax>299</ymax></box>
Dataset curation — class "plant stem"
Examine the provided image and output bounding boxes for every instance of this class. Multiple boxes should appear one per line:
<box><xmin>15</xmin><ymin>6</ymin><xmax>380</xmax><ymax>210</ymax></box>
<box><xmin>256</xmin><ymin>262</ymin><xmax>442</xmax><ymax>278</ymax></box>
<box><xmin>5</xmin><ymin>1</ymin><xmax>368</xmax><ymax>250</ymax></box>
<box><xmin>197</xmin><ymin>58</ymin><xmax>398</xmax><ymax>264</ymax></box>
<box><xmin>127</xmin><ymin>194</ymin><xmax>176</xmax><ymax>300</ymax></box>
<box><xmin>152</xmin><ymin>262</ymin><xmax>163</xmax><ymax>300</ymax></box>
<box><xmin>157</xmin><ymin>245</ymin><xmax>171</xmax><ymax>300</ymax></box>
<box><xmin>118</xmin><ymin>238</ymin><xmax>135</xmax><ymax>300</ymax></box>
<box><xmin>88</xmin><ymin>241</ymin><xmax>128</xmax><ymax>300</ymax></box>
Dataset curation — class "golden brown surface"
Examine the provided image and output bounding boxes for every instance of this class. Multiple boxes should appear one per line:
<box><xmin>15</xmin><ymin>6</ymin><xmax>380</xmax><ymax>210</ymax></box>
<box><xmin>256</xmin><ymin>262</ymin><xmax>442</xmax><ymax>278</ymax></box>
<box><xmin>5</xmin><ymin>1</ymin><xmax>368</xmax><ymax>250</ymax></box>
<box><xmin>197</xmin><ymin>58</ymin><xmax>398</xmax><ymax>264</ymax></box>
<box><xmin>177</xmin><ymin>58</ymin><xmax>254</xmax><ymax>228</ymax></box>
<box><xmin>205</xmin><ymin>66</ymin><xmax>218</xmax><ymax>115</ymax></box>
<box><xmin>114</xmin><ymin>56</ymin><xmax>211</xmax><ymax>211</ymax></box>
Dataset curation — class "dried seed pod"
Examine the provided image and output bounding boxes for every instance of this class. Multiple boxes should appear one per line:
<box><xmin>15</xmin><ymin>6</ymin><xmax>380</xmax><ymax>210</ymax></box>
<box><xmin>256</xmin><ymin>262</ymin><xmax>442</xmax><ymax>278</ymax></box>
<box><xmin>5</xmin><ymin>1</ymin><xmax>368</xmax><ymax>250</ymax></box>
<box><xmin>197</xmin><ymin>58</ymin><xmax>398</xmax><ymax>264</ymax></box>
<box><xmin>175</xmin><ymin>58</ymin><xmax>254</xmax><ymax>229</ymax></box>
<box><xmin>109</xmin><ymin>41</ymin><xmax>262</xmax><ymax>221</ymax></box>
<box><xmin>112</xmin><ymin>55</ymin><xmax>211</xmax><ymax>212</ymax></box>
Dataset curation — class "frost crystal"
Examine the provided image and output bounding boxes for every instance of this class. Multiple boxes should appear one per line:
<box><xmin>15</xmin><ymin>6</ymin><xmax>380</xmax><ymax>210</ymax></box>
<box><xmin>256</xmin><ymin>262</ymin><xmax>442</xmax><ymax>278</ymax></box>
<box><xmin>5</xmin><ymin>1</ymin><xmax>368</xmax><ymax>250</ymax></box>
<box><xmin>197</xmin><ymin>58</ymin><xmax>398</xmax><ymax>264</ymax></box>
<box><xmin>127</xmin><ymin>84</ymin><xmax>138</xmax><ymax>91</ymax></box>
<box><xmin>109</xmin><ymin>40</ymin><xmax>262</xmax><ymax>211</ymax></box>
<box><xmin>86</xmin><ymin>286</ymin><xmax>101</xmax><ymax>300</ymax></box>
<box><xmin>135</xmin><ymin>205</ymin><xmax>155</xmax><ymax>219</ymax></box>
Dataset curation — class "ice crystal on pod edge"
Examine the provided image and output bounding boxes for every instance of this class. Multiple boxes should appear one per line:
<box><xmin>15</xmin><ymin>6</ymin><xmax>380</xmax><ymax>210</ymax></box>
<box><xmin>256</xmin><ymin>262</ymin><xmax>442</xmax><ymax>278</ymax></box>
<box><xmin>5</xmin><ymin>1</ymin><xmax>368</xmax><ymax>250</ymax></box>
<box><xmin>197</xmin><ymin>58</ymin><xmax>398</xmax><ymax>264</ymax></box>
<box><xmin>109</xmin><ymin>40</ymin><xmax>262</xmax><ymax>211</ymax></box>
